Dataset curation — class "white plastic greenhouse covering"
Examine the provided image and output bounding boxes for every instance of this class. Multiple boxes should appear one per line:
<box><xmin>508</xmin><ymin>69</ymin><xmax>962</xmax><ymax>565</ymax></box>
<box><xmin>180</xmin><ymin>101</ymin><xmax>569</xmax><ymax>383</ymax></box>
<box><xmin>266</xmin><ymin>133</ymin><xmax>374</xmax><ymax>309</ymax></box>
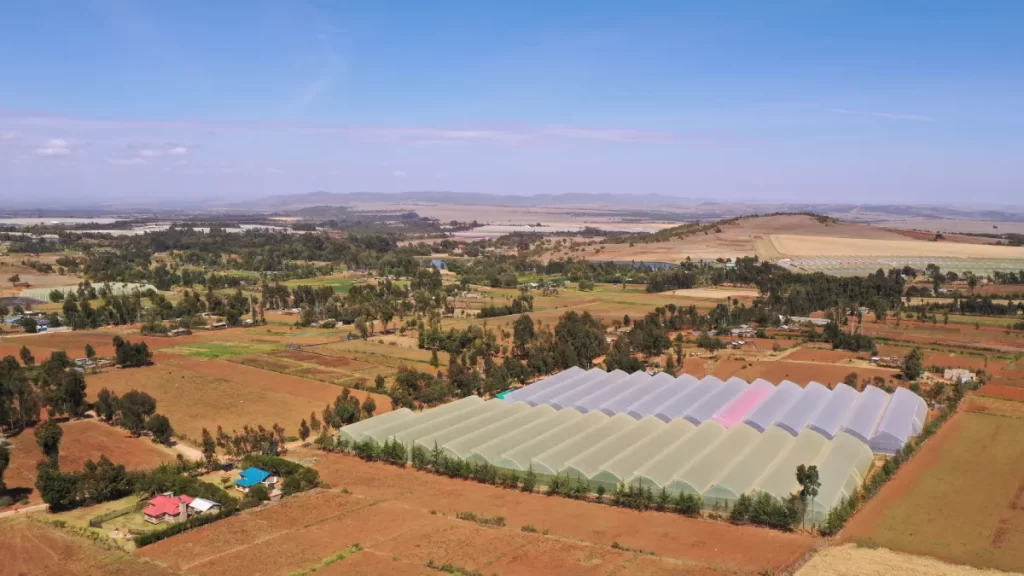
<box><xmin>444</xmin><ymin>404</ymin><xmax>556</xmax><ymax>460</ymax></box>
<box><xmin>807</xmin><ymin>432</ymin><xmax>873</xmax><ymax>526</ymax></box>
<box><xmin>630</xmin><ymin>421</ymin><xmax>727</xmax><ymax>490</ymax></box>
<box><xmin>522</xmin><ymin>369</ymin><xmax>600</xmax><ymax>407</ymax></box>
<box><xmin>807</xmin><ymin>383</ymin><xmax>860</xmax><ymax>440</ymax></box>
<box><xmin>869</xmin><ymin>386</ymin><xmax>928</xmax><ymax>454</ymax></box>
<box><xmin>703</xmin><ymin>427</ymin><xmax>795</xmax><ymax>509</ymax></box>
<box><xmin>394</xmin><ymin>399</ymin><xmax>506</xmax><ymax>449</ymax></box>
<box><xmin>364</xmin><ymin>396</ymin><xmax>483</xmax><ymax>446</ymax></box>
<box><xmin>501</xmin><ymin>366</ymin><xmax>584</xmax><ymax>404</ymax></box>
<box><xmin>654</xmin><ymin>376</ymin><xmax>721</xmax><ymax>422</ymax></box>
<box><xmin>495</xmin><ymin>410</ymin><xmax>608</xmax><ymax>472</ymax></box>
<box><xmin>573</xmin><ymin>371</ymin><xmax>651</xmax><ymax>413</ymax></box>
<box><xmin>337</xmin><ymin>408</ymin><xmax>415</xmax><ymax>444</ymax></box>
<box><xmin>754</xmin><ymin>430</ymin><xmax>829</xmax><ymax>500</ymax></box>
<box><xmin>667</xmin><ymin>424</ymin><xmax>760</xmax><ymax>496</ymax></box>
<box><xmin>625</xmin><ymin>374</ymin><xmax>697</xmax><ymax>419</ymax></box>
<box><xmin>596</xmin><ymin>372</ymin><xmax>673</xmax><ymax>416</ymax></box>
<box><xmin>775</xmin><ymin>382</ymin><xmax>831</xmax><ymax>436</ymax></box>
<box><xmin>680</xmin><ymin>377</ymin><xmax>747</xmax><ymax>425</ymax></box>
<box><xmin>841</xmin><ymin>385</ymin><xmax>891</xmax><ymax>444</ymax></box>
<box><xmin>590</xmin><ymin>419</ymin><xmax>696</xmax><ymax>485</ymax></box>
<box><xmin>468</xmin><ymin>408</ymin><xmax>580</xmax><ymax>465</ymax></box>
<box><xmin>531</xmin><ymin>413</ymin><xmax>636</xmax><ymax>475</ymax></box>
<box><xmin>412</xmin><ymin>400</ymin><xmax>525</xmax><ymax>453</ymax></box>
<box><xmin>742</xmin><ymin>380</ymin><xmax>802</xmax><ymax>432</ymax></box>
<box><xmin>547</xmin><ymin>370</ymin><xmax>627</xmax><ymax>410</ymax></box>
<box><xmin>562</xmin><ymin>416</ymin><xmax>665</xmax><ymax>481</ymax></box>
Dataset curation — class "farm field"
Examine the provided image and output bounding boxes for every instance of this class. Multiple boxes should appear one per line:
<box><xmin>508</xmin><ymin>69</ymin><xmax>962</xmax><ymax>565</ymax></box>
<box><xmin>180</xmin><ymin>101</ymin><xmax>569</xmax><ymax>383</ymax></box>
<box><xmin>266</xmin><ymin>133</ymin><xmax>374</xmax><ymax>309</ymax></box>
<box><xmin>141</xmin><ymin>453</ymin><xmax>815</xmax><ymax>576</ymax></box>
<box><xmin>769</xmin><ymin>234</ymin><xmax>1024</xmax><ymax>260</ymax></box>
<box><xmin>0</xmin><ymin>517</ymin><xmax>176</xmax><ymax>576</ymax></box>
<box><xmin>842</xmin><ymin>409</ymin><xmax>1024</xmax><ymax>573</ymax></box>
<box><xmin>86</xmin><ymin>359</ymin><xmax>391</xmax><ymax>443</ymax></box>
<box><xmin>0</xmin><ymin>419</ymin><xmax>175</xmax><ymax>510</ymax></box>
<box><xmin>796</xmin><ymin>543</ymin><xmax>1015</xmax><ymax>576</ymax></box>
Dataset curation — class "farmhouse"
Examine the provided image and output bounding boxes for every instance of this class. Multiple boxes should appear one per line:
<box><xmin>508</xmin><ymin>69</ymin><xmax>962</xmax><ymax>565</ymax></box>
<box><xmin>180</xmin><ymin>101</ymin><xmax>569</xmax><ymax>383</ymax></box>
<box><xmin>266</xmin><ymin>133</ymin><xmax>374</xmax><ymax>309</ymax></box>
<box><xmin>235</xmin><ymin>467</ymin><xmax>278</xmax><ymax>493</ymax></box>
<box><xmin>187</xmin><ymin>497</ymin><xmax>223</xmax><ymax>515</ymax></box>
<box><xmin>944</xmin><ymin>368</ymin><xmax>975</xmax><ymax>383</ymax></box>
<box><xmin>143</xmin><ymin>493</ymin><xmax>194</xmax><ymax>524</ymax></box>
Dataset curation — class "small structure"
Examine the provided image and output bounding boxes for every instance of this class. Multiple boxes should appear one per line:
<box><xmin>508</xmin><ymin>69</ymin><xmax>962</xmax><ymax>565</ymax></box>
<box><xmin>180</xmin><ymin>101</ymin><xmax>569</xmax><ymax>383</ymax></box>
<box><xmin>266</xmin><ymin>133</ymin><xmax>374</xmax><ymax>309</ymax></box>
<box><xmin>207</xmin><ymin>321</ymin><xmax>227</xmax><ymax>330</ymax></box>
<box><xmin>168</xmin><ymin>327</ymin><xmax>189</xmax><ymax>337</ymax></box>
<box><xmin>429</xmin><ymin>259</ymin><xmax>447</xmax><ymax>270</ymax></box>
<box><xmin>187</xmin><ymin>497</ymin><xmax>223</xmax><ymax>515</ymax></box>
<box><xmin>235</xmin><ymin>467</ymin><xmax>278</xmax><ymax>493</ymax></box>
<box><xmin>143</xmin><ymin>493</ymin><xmax>194</xmax><ymax>524</ymax></box>
<box><xmin>944</xmin><ymin>368</ymin><xmax>975</xmax><ymax>383</ymax></box>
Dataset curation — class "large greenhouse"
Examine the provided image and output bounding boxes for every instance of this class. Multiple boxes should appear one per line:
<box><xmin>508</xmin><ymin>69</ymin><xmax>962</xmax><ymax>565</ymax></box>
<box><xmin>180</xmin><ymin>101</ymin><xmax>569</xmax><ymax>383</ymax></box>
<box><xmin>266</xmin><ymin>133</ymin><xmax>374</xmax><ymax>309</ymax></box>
<box><xmin>339</xmin><ymin>369</ymin><xmax>926</xmax><ymax>526</ymax></box>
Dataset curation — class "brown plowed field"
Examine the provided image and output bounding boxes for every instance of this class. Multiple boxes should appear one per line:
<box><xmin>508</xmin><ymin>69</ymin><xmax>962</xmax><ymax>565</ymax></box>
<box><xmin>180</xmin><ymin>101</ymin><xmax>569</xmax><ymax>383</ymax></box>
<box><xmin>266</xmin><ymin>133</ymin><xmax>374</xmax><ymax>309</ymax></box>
<box><xmin>143</xmin><ymin>466</ymin><xmax>811</xmax><ymax>576</ymax></box>
<box><xmin>785</xmin><ymin>348</ymin><xmax>864</xmax><ymax>364</ymax></box>
<box><xmin>0</xmin><ymin>517</ymin><xmax>176</xmax><ymax>576</ymax></box>
<box><xmin>86</xmin><ymin>360</ymin><xmax>390</xmax><ymax>442</ymax></box>
<box><xmin>304</xmin><ymin>450</ymin><xmax>814</xmax><ymax>573</ymax></box>
<box><xmin>965</xmin><ymin>395</ymin><xmax>1024</xmax><ymax>419</ymax></box>
<box><xmin>1</xmin><ymin>419</ymin><xmax>174</xmax><ymax>510</ymax></box>
<box><xmin>842</xmin><ymin>411</ymin><xmax>1024</xmax><ymax>572</ymax></box>
<box><xmin>977</xmin><ymin>384</ymin><xmax>1024</xmax><ymax>402</ymax></box>
<box><xmin>714</xmin><ymin>360</ymin><xmax>899</xmax><ymax>387</ymax></box>
<box><xmin>272</xmin><ymin>348</ymin><xmax>377</xmax><ymax>372</ymax></box>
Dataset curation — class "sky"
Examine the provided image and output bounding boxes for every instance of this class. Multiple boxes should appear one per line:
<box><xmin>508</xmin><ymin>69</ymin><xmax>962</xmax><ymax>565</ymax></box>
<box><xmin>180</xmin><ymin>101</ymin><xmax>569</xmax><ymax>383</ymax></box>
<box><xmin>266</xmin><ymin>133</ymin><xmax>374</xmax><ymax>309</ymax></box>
<box><xmin>1</xmin><ymin>0</ymin><xmax>1022</xmax><ymax>207</ymax></box>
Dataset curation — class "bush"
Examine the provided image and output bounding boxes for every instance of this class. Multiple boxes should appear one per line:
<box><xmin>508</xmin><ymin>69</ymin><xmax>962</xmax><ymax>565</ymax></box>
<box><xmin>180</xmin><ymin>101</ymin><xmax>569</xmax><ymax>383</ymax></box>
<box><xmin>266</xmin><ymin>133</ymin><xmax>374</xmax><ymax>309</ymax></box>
<box><xmin>134</xmin><ymin>508</ymin><xmax>235</xmax><ymax>548</ymax></box>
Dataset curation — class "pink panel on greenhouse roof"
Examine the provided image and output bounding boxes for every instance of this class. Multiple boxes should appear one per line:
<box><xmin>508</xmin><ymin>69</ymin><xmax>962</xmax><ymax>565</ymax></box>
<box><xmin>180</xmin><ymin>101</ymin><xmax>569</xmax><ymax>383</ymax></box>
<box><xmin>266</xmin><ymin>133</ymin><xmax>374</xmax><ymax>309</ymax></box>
<box><xmin>712</xmin><ymin>380</ymin><xmax>775</xmax><ymax>428</ymax></box>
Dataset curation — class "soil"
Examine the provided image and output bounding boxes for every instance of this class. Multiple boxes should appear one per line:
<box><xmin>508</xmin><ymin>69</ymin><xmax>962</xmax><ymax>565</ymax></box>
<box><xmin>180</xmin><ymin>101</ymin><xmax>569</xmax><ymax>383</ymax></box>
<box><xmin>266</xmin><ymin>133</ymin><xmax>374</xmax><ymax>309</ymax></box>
<box><xmin>797</xmin><ymin>543</ymin><xmax>1014</xmax><ymax>576</ymax></box>
<box><xmin>1</xmin><ymin>419</ymin><xmax>175</xmax><ymax>511</ymax></box>
<box><xmin>977</xmin><ymin>385</ymin><xmax>1024</xmax><ymax>401</ymax></box>
<box><xmin>0</xmin><ymin>517</ymin><xmax>175</xmax><ymax>576</ymax></box>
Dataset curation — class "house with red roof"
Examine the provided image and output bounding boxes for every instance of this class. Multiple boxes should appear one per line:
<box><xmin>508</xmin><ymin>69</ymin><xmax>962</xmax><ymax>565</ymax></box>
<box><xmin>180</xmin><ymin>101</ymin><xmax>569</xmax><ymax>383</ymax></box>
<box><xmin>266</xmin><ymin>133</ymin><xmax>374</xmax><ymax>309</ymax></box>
<box><xmin>143</xmin><ymin>493</ymin><xmax>194</xmax><ymax>524</ymax></box>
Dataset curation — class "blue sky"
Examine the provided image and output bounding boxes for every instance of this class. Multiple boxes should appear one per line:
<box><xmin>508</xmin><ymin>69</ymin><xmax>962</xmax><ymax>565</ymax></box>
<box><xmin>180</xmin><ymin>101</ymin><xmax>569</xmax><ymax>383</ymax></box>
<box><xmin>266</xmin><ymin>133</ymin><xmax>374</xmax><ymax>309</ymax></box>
<box><xmin>1</xmin><ymin>0</ymin><xmax>1022</xmax><ymax>206</ymax></box>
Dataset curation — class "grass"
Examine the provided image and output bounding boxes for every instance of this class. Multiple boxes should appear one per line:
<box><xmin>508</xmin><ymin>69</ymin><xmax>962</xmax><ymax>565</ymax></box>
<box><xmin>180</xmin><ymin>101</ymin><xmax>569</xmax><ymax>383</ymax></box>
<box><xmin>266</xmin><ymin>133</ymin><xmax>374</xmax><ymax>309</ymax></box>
<box><xmin>848</xmin><ymin>412</ymin><xmax>1024</xmax><ymax>573</ymax></box>
<box><xmin>283</xmin><ymin>276</ymin><xmax>359</xmax><ymax>294</ymax></box>
<box><xmin>163</xmin><ymin>341</ymin><xmax>278</xmax><ymax>359</ymax></box>
<box><xmin>288</xmin><ymin>544</ymin><xmax>363</xmax><ymax>576</ymax></box>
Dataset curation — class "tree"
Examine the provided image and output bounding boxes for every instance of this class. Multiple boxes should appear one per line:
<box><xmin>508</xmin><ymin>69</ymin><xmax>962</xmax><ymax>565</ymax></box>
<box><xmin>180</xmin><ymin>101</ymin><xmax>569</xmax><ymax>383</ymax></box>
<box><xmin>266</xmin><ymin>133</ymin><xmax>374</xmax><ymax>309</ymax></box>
<box><xmin>145</xmin><ymin>414</ymin><xmax>174</xmax><ymax>445</ymax></box>
<box><xmin>362</xmin><ymin>397</ymin><xmax>377</xmax><ymax>418</ymax></box>
<box><xmin>577</xmin><ymin>278</ymin><xmax>595</xmax><ymax>291</ymax></box>
<box><xmin>796</xmin><ymin>464</ymin><xmax>821</xmax><ymax>528</ymax></box>
<box><xmin>902</xmin><ymin>348</ymin><xmax>924</xmax><ymax>381</ymax></box>
<box><xmin>19</xmin><ymin>317</ymin><xmax>37</xmax><ymax>334</ymax></box>
<box><xmin>603</xmin><ymin>337</ymin><xmax>644</xmax><ymax>373</ymax></box>
<box><xmin>967</xmin><ymin>273</ymin><xmax>979</xmax><ymax>296</ymax></box>
<box><xmin>84</xmin><ymin>344</ymin><xmax>96</xmax><ymax>359</ymax></box>
<box><xmin>35</xmin><ymin>459</ymin><xmax>78</xmax><ymax>511</ymax></box>
<box><xmin>95</xmin><ymin>388</ymin><xmax>119</xmax><ymax>421</ymax></box>
<box><xmin>201</xmin><ymin>428</ymin><xmax>217</xmax><ymax>466</ymax></box>
<box><xmin>553</xmin><ymin>311</ymin><xmax>607</xmax><ymax>368</ymax></box>
<box><xmin>0</xmin><ymin>443</ymin><xmax>9</xmax><ymax>492</ymax></box>
<box><xmin>34</xmin><ymin>420</ymin><xmax>63</xmax><ymax>461</ymax></box>
<box><xmin>19</xmin><ymin>345</ymin><xmax>34</xmax><ymax>366</ymax></box>
<box><xmin>512</xmin><ymin>314</ymin><xmax>535</xmax><ymax>357</ymax></box>
<box><xmin>8</xmin><ymin>274</ymin><xmax>20</xmax><ymax>286</ymax></box>
<box><xmin>843</xmin><ymin>372</ymin><xmax>859</xmax><ymax>389</ymax></box>
<box><xmin>309</xmin><ymin>412</ymin><xmax>321</xmax><ymax>434</ymax></box>
<box><xmin>246</xmin><ymin>483</ymin><xmax>270</xmax><ymax>503</ymax></box>
<box><xmin>298</xmin><ymin>419</ymin><xmax>311</xmax><ymax>441</ymax></box>
<box><xmin>429</xmin><ymin>349</ymin><xmax>439</xmax><ymax>368</ymax></box>
<box><xmin>118</xmin><ymin>390</ymin><xmax>158</xmax><ymax>435</ymax></box>
<box><xmin>696</xmin><ymin>333</ymin><xmax>724</xmax><ymax>353</ymax></box>
<box><xmin>374</xmin><ymin>374</ymin><xmax>387</xmax><ymax>393</ymax></box>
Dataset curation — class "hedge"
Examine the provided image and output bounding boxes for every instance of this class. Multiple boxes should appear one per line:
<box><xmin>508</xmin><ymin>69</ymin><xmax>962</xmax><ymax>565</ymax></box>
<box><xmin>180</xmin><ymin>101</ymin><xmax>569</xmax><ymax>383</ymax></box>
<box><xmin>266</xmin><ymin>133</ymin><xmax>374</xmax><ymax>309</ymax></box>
<box><xmin>133</xmin><ymin>508</ymin><xmax>236</xmax><ymax>548</ymax></box>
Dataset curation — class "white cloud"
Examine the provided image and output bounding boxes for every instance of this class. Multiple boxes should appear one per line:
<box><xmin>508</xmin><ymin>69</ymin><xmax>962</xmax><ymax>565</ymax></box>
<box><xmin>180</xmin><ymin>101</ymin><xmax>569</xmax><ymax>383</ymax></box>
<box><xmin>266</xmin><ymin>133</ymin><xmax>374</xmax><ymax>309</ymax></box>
<box><xmin>266</xmin><ymin>167</ymin><xmax>284</xmax><ymax>174</ymax></box>
<box><xmin>166</xmin><ymin>146</ymin><xmax>189</xmax><ymax>156</ymax></box>
<box><xmin>34</xmin><ymin>138</ymin><xmax>72</xmax><ymax>157</ymax></box>
<box><xmin>1</xmin><ymin>131</ymin><xmax>20</xmax><ymax>141</ymax></box>
<box><xmin>137</xmin><ymin>143</ymin><xmax>191</xmax><ymax>157</ymax></box>
<box><xmin>393</xmin><ymin>170</ymin><xmax>407</xmax><ymax>178</ymax></box>
<box><xmin>108</xmin><ymin>157</ymin><xmax>147</xmax><ymax>166</ymax></box>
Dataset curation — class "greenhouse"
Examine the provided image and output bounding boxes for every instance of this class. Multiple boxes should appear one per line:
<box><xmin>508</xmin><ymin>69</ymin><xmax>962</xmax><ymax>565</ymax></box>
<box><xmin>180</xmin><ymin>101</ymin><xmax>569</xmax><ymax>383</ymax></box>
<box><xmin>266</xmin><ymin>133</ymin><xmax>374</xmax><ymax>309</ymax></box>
<box><xmin>841</xmin><ymin>385</ymin><xmax>891</xmax><ymax>444</ymax></box>
<box><xmin>654</xmin><ymin>377</ymin><xmax>719</xmax><ymax>421</ymax></box>
<box><xmin>546</xmin><ymin>370</ymin><xmax>626</xmax><ymax>410</ymax></box>
<box><xmin>561</xmin><ymin>416</ymin><xmax>665</xmax><ymax>484</ymax></box>
<box><xmin>712</xmin><ymin>379</ymin><xmax>774</xmax><ymax>428</ymax></box>
<box><xmin>502</xmin><ymin>366</ymin><xmax>584</xmax><ymax>404</ymax></box>
<box><xmin>573</xmin><ymin>371</ymin><xmax>651</xmax><ymax>413</ymax></box>
<box><xmin>869</xmin><ymin>386</ymin><xmax>928</xmax><ymax>454</ymax></box>
<box><xmin>596</xmin><ymin>372</ymin><xmax>675</xmax><ymax>416</ymax></box>
<box><xmin>680</xmin><ymin>377</ymin><xmax>747</xmax><ymax>425</ymax></box>
<box><xmin>742</xmin><ymin>380</ymin><xmax>802</xmax><ymax>432</ymax></box>
<box><xmin>495</xmin><ymin>411</ymin><xmax>608</xmax><ymax>472</ymax></box>
<box><xmin>775</xmin><ymin>382</ymin><xmax>831</xmax><ymax>436</ymax></box>
<box><xmin>807</xmin><ymin>383</ymin><xmax>860</xmax><ymax>440</ymax></box>
<box><xmin>625</xmin><ymin>374</ymin><xmax>697</xmax><ymax>419</ymax></box>
<box><xmin>467</xmin><ymin>407</ymin><xmax>579</xmax><ymax>465</ymax></box>
<box><xmin>339</xmin><ymin>372</ymin><xmax>930</xmax><ymax>526</ymax></box>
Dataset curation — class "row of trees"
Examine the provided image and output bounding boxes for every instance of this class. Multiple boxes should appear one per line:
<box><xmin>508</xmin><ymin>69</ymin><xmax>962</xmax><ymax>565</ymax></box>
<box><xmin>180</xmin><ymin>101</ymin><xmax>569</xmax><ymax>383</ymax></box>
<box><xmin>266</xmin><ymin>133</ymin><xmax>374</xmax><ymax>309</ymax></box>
<box><xmin>94</xmin><ymin>388</ymin><xmax>174</xmax><ymax>444</ymax></box>
<box><xmin>1</xmin><ymin>350</ymin><xmax>88</xmax><ymax>433</ymax></box>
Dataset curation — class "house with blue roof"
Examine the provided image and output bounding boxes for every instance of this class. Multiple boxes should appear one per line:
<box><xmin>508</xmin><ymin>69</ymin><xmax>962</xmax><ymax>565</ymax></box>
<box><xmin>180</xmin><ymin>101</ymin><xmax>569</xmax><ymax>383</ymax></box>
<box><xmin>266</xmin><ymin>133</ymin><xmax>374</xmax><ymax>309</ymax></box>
<box><xmin>235</xmin><ymin>467</ymin><xmax>278</xmax><ymax>494</ymax></box>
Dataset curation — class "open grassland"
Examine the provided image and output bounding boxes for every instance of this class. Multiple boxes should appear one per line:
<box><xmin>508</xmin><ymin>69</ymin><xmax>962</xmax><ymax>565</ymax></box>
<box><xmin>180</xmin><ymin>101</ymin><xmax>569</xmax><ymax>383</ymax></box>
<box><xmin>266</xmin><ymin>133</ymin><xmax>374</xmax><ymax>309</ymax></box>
<box><xmin>796</xmin><ymin>544</ymin><xmax>1016</xmax><ymax>576</ymax></box>
<box><xmin>0</xmin><ymin>517</ymin><xmax>176</xmax><ymax>576</ymax></box>
<box><xmin>86</xmin><ymin>360</ymin><xmax>391</xmax><ymax>444</ymax></box>
<box><xmin>770</xmin><ymin>234</ymin><xmax>1024</xmax><ymax>260</ymax></box>
<box><xmin>842</xmin><ymin>410</ymin><xmax>1024</xmax><ymax>573</ymax></box>
<box><xmin>141</xmin><ymin>452</ymin><xmax>814</xmax><ymax>576</ymax></box>
<box><xmin>1</xmin><ymin>419</ymin><xmax>175</xmax><ymax>510</ymax></box>
<box><xmin>282</xmin><ymin>273</ymin><xmax>361</xmax><ymax>294</ymax></box>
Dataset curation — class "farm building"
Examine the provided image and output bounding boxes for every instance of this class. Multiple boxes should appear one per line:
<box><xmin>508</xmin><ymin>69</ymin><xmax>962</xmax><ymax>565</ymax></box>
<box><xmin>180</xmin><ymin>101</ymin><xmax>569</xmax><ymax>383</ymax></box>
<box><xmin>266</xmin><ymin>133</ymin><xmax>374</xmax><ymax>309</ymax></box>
<box><xmin>339</xmin><ymin>370</ymin><xmax>928</xmax><ymax>526</ymax></box>
<box><xmin>143</xmin><ymin>493</ymin><xmax>193</xmax><ymax>524</ymax></box>
<box><xmin>235</xmin><ymin>467</ymin><xmax>278</xmax><ymax>493</ymax></box>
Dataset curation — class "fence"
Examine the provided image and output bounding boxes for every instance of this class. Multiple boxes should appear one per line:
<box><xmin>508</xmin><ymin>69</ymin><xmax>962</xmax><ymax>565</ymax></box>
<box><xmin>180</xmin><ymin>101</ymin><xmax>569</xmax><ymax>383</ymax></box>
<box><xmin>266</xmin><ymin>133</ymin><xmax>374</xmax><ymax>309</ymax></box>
<box><xmin>88</xmin><ymin>499</ymin><xmax>147</xmax><ymax>528</ymax></box>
